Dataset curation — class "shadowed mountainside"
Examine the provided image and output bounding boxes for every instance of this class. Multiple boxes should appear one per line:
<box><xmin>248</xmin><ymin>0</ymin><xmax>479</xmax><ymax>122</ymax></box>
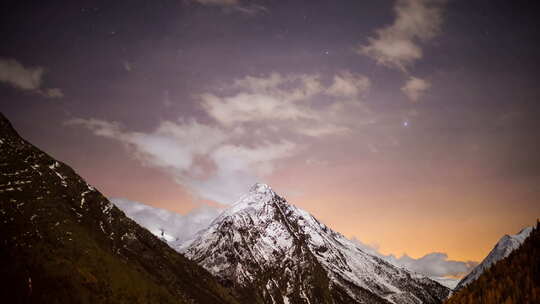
<box><xmin>0</xmin><ymin>113</ymin><xmax>239</xmax><ymax>304</ymax></box>
<box><xmin>445</xmin><ymin>221</ymin><xmax>539</xmax><ymax>304</ymax></box>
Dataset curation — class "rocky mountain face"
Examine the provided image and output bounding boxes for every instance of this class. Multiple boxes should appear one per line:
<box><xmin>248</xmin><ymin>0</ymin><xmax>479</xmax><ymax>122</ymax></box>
<box><xmin>0</xmin><ymin>113</ymin><xmax>239</xmax><ymax>304</ymax></box>
<box><xmin>183</xmin><ymin>183</ymin><xmax>450</xmax><ymax>304</ymax></box>
<box><xmin>454</xmin><ymin>226</ymin><xmax>533</xmax><ymax>291</ymax></box>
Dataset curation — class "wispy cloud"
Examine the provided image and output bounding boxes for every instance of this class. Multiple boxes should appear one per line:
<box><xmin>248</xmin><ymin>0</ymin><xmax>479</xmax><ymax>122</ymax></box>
<box><xmin>122</xmin><ymin>60</ymin><xmax>133</xmax><ymax>72</ymax></box>
<box><xmin>0</xmin><ymin>57</ymin><xmax>63</xmax><ymax>98</ymax></box>
<box><xmin>326</xmin><ymin>71</ymin><xmax>371</xmax><ymax>98</ymax></box>
<box><xmin>66</xmin><ymin>116</ymin><xmax>295</xmax><ymax>204</ymax></box>
<box><xmin>66</xmin><ymin>118</ymin><xmax>228</xmax><ymax>172</ymax></box>
<box><xmin>296</xmin><ymin>123</ymin><xmax>350</xmax><ymax>137</ymax></box>
<box><xmin>69</xmin><ymin>71</ymin><xmax>374</xmax><ymax>204</ymax></box>
<box><xmin>39</xmin><ymin>88</ymin><xmax>64</xmax><ymax>98</ymax></box>
<box><xmin>193</xmin><ymin>0</ymin><xmax>267</xmax><ymax>16</ymax></box>
<box><xmin>194</xmin><ymin>0</ymin><xmax>239</xmax><ymax>6</ymax></box>
<box><xmin>189</xmin><ymin>141</ymin><xmax>296</xmax><ymax>203</ymax></box>
<box><xmin>112</xmin><ymin>198</ymin><xmax>221</xmax><ymax>244</ymax></box>
<box><xmin>358</xmin><ymin>0</ymin><xmax>446</xmax><ymax>71</ymax></box>
<box><xmin>351</xmin><ymin>237</ymin><xmax>477</xmax><ymax>287</ymax></box>
<box><xmin>389</xmin><ymin>252</ymin><xmax>477</xmax><ymax>279</ymax></box>
<box><xmin>201</xmin><ymin>72</ymin><xmax>370</xmax><ymax>129</ymax></box>
<box><xmin>201</xmin><ymin>74</ymin><xmax>322</xmax><ymax>126</ymax></box>
<box><xmin>401</xmin><ymin>76</ymin><xmax>431</xmax><ymax>102</ymax></box>
<box><xmin>228</xmin><ymin>3</ymin><xmax>267</xmax><ymax>16</ymax></box>
<box><xmin>0</xmin><ymin>58</ymin><xmax>43</xmax><ymax>90</ymax></box>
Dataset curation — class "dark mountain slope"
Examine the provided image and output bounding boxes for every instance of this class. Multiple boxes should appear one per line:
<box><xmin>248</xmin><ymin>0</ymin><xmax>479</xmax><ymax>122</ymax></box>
<box><xmin>0</xmin><ymin>113</ymin><xmax>239</xmax><ymax>304</ymax></box>
<box><xmin>454</xmin><ymin>226</ymin><xmax>532</xmax><ymax>291</ymax></box>
<box><xmin>445</xmin><ymin>221</ymin><xmax>540</xmax><ymax>304</ymax></box>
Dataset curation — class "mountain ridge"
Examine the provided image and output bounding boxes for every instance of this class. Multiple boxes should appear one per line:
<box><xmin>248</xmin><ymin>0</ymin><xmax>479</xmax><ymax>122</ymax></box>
<box><xmin>0</xmin><ymin>113</ymin><xmax>239</xmax><ymax>304</ymax></box>
<box><xmin>454</xmin><ymin>226</ymin><xmax>533</xmax><ymax>291</ymax></box>
<box><xmin>445</xmin><ymin>222</ymin><xmax>539</xmax><ymax>304</ymax></box>
<box><xmin>183</xmin><ymin>183</ymin><xmax>450</xmax><ymax>304</ymax></box>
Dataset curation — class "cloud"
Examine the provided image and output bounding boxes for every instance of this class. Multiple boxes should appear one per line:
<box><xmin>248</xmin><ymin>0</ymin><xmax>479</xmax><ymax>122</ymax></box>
<box><xmin>67</xmin><ymin>117</ymin><xmax>295</xmax><ymax>204</ymax></box>
<box><xmin>123</xmin><ymin>60</ymin><xmax>132</xmax><ymax>72</ymax></box>
<box><xmin>326</xmin><ymin>71</ymin><xmax>371</xmax><ymax>98</ymax></box>
<box><xmin>112</xmin><ymin>198</ymin><xmax>221</xmax><ymax>244</ymax></box>
<box><xmin>70</xmin><ymin>71</ymin><xmax>374</xmax><ymax>204</ymax></box>
<box><xmin>388</xmin><ymin>252</ymin><xmax>477</xmax><ymax>278</ymax></box>
<box><xmin>186</xmin><ymin>141</ymin><xmax>296</xmax><ymax>203</ymax></box>
<box><xmin>0</xmin><ymin>57</ymin><xmax>63</xmax><ymax>98</ymax></box>
<box><xmin>232</xmin><ymin>72</ymin><xmax>324</xmax><ymax>101</ymax></box>
<box><xmin>351</xmin><ymin>237</ymin><xmax>477</xmax><ymax>287</ymax></box>
<box><xmin>39</xmin><ymin>87</ymin><xmax>64</xmax><ymax>98</ymax></box>
<box><xmin>194</xmin><ymin>0</ymin><xmax>239</xmax><ymax>6</ymax></box>
<box><xmin>212</xmin><ymin>142</ymin><xmax>296</xmax><ymax>176</ymax></box>
<box><xmin>201</xmin><ymin>72</ymin><xmax>369</xmax><ymax>128</ymax></box>
<box><xmin>66</xmin><ymin>118</ymin><xmax>228</xmax><ymax>173</ymax></box>
<box><xmin>200</xmin><ymin>73</ymin><xmax>320</xmax><ymax>126</ymax></box>
<box><xmin>305</xmin><ymin>158</ymin><xmax>329</xmax><ymax>166</ymax></box>
<box><xmin>228</xmin><ymin>3</ymin><xmax>267</xmax><ymax>16</ymax></box>
<box><xmin>358</xmin><ymin>0</ymin><xmax>446</xmax><ymax>71</ymax></box>
<box><xmin>193</xmin><ymin>0</ymin><xmax>267</xmax><ymax>16</ymax></box>
<box><xmin>0</xmin><ymin>58</ymin><xmax>43</xmax><ymax>90</ymax></box>
<box><xmin>232</xmin><ymin>72</ymin><xmax>285</xmax><ymax>90</ymax></box>
<box><xmin>201</xmin><ymin>92</ymin><xmax>316</xmax><ymax>126</ymax></box>
<box><xmin>296</xmin><ymin>123</ymin><xmax>350</xmax><ymax>137</ymax></box>
<box><xmin>401</xmin><ymin>76</ymin><xmax>431</xmax><ymax>102</ymax></box>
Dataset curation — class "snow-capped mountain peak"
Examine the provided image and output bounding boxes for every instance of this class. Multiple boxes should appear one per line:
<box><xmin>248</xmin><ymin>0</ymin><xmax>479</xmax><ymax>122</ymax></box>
<box><xmin>249</xmin><ymin>182</ymin><xmax>274</xmax><ymax>195</ymax></box>
<box><xmin>220</xmin><ymin>182</ymin><xmax>277</xmax><ymax>215</ymax></box>
<box><xmin>183</xmin><ymin>183</ymin><xmax>449</xmax><ymax>304</ymax></box>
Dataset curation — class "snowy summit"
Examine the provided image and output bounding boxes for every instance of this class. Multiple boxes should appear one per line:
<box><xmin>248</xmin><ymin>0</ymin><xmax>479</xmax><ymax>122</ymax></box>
<box><xmin>182</xmin><ymin>183</ymin><xmax>449</xmax><ymax>304</ymax></box>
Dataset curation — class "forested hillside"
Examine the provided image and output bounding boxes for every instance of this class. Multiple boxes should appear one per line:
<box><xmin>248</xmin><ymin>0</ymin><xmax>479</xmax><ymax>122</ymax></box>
<box><xmin>445</xmin><ymin>221</ymin><xmax>540</xmax><ymax>304</ymax></box>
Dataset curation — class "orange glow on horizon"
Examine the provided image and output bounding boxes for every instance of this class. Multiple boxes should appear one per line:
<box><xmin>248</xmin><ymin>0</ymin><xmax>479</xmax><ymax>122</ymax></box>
<box><xmin>78</xmin><ymin>153</ymin><xmax>539</xmax><ymax>264</ymax></box>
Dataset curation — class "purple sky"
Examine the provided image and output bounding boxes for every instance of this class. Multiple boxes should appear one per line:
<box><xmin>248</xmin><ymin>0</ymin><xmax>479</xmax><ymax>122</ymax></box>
<box><xmin>1</xmin><ymin>0</ymin><xmax>540</xmax><ymax>265</ymax></box>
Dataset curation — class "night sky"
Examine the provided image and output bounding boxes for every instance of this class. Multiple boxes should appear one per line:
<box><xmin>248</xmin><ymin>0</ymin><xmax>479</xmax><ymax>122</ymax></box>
<box><xmin>2</xmin><ymin>0</ymin><xmax>540</xmax><ymax>270</ymax></box>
